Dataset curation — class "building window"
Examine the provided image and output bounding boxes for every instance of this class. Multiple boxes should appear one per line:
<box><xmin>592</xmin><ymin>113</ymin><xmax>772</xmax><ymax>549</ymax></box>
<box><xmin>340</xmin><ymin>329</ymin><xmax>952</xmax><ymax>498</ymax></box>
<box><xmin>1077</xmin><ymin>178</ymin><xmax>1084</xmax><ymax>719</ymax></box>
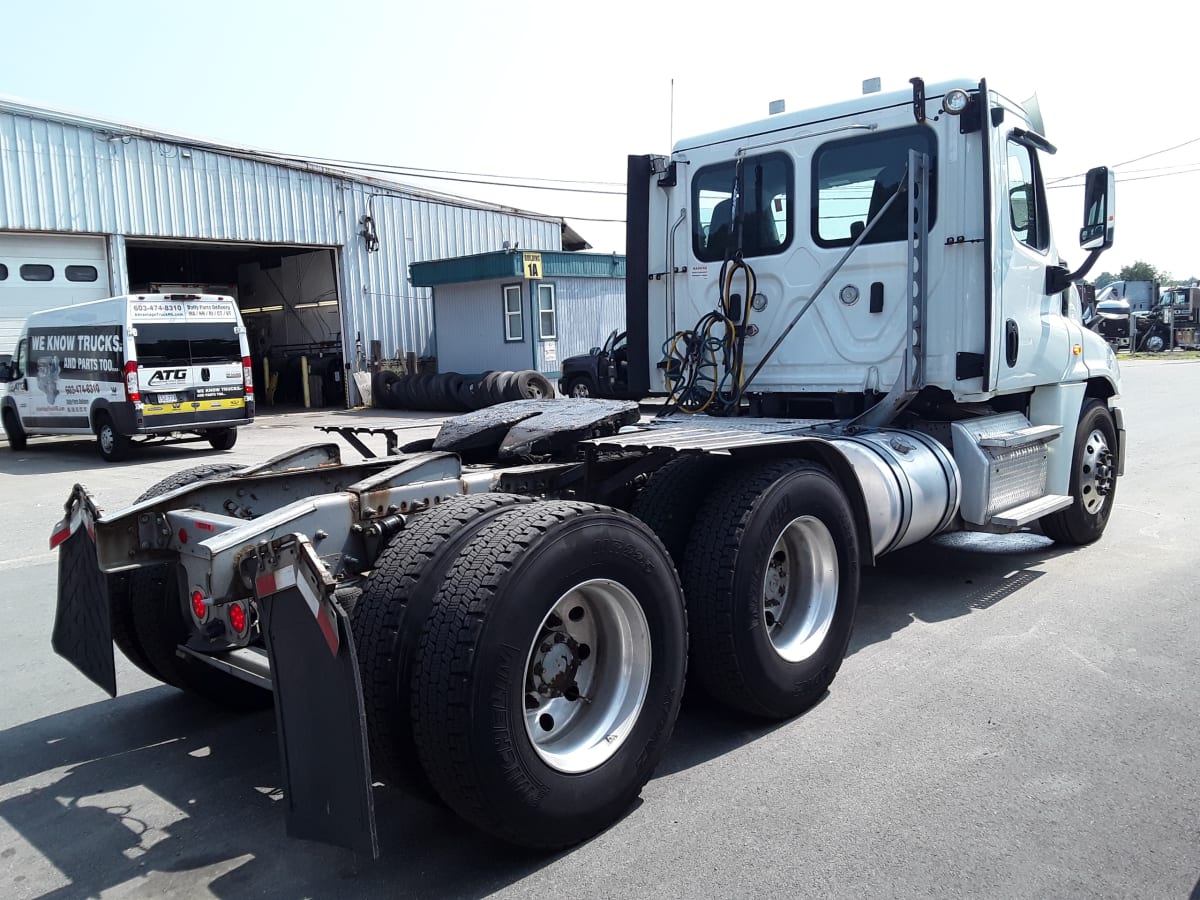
<box><xmin>1006</xmin><ymin>138</ymin><xmax>1049</xmax><ymax>252</ymax></box>
<box><xmin>65</xmin><ymin>265</ymin><xmax>99</xmax><ymax>282</ymax></box>
<box><xmin>503</xmin><ymin>283</ymin><xmax>523</xmax><ymax>342</ymax></box>
<box><xmin>20</xmin><ymin>264</ymin><xmax>54</xmax><ymax>282</ymax></box>
<box><xmin>536</xmin><ymin>283</ymin><xmax>557</xmax><ymax>340</ymax></box>
<box><xmin>692</xmin><ymin>152</ymin><xmax>793</xmax><ymax>262</ymax></box>
<box><xmin>0</xmin><ymin>263</ymin><xmax>8</xmax><ymax>280</ymax></box>
<box><xmin>811</xmin><ymin>126</ymin><xmax>937</xmax><ymax>247</ymax></box>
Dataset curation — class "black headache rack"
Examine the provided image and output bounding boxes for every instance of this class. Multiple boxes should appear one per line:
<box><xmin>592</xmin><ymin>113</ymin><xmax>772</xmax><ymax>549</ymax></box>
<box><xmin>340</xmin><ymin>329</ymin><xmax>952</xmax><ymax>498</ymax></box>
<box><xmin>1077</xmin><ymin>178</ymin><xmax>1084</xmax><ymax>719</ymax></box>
<box><xmin>50</xmin><ymin>486</ymin><xmax>379</xmax><ymax>858</ymax></box>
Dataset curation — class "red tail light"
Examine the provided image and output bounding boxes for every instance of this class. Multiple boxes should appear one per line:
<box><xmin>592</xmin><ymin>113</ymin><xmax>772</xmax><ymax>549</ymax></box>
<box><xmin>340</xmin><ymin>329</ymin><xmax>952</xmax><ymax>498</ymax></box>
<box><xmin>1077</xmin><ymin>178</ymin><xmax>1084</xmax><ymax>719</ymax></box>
<box><xmin>242</xmin><ymin>356</ymin><xmax>254</xmax><ymax>396</ymax></box>
<box><xmin>229</xmin><ymin>602</ymin><xmax>247</xmax><ymax>634</ymax></box>
<box><xmin>124</xmin><ymin>360</ymin><xmax>140</xmax><ymax>402</ymax></box>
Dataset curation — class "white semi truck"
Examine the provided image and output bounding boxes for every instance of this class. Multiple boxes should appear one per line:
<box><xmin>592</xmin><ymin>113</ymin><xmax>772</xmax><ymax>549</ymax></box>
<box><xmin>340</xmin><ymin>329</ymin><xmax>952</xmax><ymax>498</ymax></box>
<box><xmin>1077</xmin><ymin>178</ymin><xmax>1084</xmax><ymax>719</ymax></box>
<box><xmin>48</xmin><ymin>77</ymin><xmax>1122</xmax><ymax>858</ymax></box>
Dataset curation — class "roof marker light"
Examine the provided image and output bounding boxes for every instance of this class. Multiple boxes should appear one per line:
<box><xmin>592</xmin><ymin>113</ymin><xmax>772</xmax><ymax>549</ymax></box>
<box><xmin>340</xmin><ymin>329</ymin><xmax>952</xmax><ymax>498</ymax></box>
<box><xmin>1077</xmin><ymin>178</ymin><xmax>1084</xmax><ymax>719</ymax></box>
<box><xmin>943</xmin><ymin>89</ymin><xmax>970</xmax><ymax>115</ymax></box>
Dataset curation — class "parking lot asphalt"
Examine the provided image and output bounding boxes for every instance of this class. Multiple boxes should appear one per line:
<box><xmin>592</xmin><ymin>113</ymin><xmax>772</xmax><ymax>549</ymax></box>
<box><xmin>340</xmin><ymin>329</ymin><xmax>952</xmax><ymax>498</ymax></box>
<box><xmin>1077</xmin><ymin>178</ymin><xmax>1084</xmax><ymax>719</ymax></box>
<box><xmin>1</xmin><ymin>361</ymin><xmax>1197</xmax><ymax>899</ymax></box>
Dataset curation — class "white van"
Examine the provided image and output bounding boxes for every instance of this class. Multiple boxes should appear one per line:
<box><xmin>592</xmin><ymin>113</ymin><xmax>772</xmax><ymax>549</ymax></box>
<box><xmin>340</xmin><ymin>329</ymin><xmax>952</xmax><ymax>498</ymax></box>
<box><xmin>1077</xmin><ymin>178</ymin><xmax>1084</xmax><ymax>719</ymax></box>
<box><xmin>1</xmin><ymin>293</ymin><xmax>254</xmax><ymax>461</ymax></box>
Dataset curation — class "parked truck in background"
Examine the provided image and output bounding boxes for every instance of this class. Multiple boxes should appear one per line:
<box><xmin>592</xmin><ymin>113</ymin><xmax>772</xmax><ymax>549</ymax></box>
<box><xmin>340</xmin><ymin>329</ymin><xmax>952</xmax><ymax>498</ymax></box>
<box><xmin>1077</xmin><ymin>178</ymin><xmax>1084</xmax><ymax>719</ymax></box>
<box><xmin>47</xmin><ymin>77</ymin><xmax>1122</xmax><ymax>858</ymax></box>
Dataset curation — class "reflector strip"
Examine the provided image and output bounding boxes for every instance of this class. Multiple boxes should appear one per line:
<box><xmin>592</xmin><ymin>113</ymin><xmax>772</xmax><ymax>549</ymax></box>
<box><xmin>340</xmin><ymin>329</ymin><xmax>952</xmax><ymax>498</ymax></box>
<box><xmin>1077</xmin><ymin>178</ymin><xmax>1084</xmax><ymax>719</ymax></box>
<box><xmin>49</xmin><ymin>505</ymin><xmax>89</xmax><ymax>549</ymax></box>
<box><xmin>255</xmin><ymin>564</ymin><xmax>340</xmax><ymax>656</ymax></box>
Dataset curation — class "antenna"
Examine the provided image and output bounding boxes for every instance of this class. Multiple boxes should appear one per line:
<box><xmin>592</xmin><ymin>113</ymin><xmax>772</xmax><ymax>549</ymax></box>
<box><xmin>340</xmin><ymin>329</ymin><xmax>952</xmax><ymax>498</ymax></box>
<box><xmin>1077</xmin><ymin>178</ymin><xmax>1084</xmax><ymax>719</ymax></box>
<box><xmin>670</xmin><ymin>78</ymin><xmax>675</xmax><ymax>149</ymax></box>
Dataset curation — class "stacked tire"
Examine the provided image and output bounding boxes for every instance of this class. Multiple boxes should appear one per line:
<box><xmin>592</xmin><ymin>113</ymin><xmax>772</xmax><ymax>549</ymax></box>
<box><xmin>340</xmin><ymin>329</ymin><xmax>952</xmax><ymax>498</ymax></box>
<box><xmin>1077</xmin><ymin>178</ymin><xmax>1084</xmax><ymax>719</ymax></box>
<box><xmin>371</xmin><ymin>369</ymin><xmax>556</xmax><ymax>412</ymax></box>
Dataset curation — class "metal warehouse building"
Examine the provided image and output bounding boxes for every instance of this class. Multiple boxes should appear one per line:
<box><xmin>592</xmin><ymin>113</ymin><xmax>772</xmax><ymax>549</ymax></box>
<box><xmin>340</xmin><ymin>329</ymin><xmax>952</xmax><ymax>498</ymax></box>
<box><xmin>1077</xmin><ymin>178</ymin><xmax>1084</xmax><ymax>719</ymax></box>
<box><xmin>0</xmin><ymin>98</ymin><xmax>575</xmax><ymax>406</ymax></box>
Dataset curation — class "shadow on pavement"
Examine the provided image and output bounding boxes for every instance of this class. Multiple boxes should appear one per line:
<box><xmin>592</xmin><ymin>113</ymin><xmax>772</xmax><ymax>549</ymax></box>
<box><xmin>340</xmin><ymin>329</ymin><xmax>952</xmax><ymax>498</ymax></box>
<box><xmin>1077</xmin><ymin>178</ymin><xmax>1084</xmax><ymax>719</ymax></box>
<box><xmin>850</xmin><ymin>528</ymin><xmax>1073</xmax><ymax>655</ymax></box>
<box><xmin>0</xmin><ymin>528</ymin><xmax>1077</xmax><ymax>897</ymax></box>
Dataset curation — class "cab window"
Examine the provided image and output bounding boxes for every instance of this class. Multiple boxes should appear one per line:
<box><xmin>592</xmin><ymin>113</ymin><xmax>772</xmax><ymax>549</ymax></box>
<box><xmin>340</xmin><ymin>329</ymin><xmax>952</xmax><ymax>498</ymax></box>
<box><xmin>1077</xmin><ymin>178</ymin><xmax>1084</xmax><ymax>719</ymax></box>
<box><xmin>692</xmin><ymin>152</ymin><xmax>793</xmax><ymax>262</ymax></box>
<box><xmin>1006</xmin><ymin>139</ymin><xmax>1049</xmax><ymax>252</ymax></box>
<box><xmin>812</xmin><ymin>126</ymin><xmax>937</xmax><ymax>247</ymax></box>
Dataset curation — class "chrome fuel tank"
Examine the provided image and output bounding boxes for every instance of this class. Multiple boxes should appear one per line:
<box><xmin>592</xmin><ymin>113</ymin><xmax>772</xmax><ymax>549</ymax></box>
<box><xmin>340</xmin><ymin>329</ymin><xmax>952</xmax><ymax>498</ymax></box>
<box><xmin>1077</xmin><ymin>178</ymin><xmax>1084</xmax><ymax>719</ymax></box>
<box><xmin>830</xmin><ymin>429</ymin><xmax>960</xmax><ymax>557</ymax></box>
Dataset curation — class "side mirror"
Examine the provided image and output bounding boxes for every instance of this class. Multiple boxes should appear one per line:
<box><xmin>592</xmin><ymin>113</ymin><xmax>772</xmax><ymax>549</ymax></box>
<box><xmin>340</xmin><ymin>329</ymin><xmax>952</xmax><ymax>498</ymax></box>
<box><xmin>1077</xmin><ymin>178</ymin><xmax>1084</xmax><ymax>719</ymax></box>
<box><xmin>1080</xmin><ymin>166</ymin><xmax>1115</xmax><ymax>251</ymax></box>
<box><xmin>589</xmin><ymin>347</ymin><xmax>601</xmax><ymax>356</ymax></box>
<box><xmin>1009</xmin><ymin>185</ymin><xmax>1031</xmax><ymax>232</ymax></box>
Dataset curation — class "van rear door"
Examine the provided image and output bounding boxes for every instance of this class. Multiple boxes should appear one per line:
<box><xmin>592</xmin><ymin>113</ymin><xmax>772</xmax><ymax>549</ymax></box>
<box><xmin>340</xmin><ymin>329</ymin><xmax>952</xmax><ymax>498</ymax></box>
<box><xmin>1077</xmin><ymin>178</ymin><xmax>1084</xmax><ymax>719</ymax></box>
<box><xmin>132</xmin><ymin>298</ymin><xmax>248</xmax><ymax>429</ymax></box>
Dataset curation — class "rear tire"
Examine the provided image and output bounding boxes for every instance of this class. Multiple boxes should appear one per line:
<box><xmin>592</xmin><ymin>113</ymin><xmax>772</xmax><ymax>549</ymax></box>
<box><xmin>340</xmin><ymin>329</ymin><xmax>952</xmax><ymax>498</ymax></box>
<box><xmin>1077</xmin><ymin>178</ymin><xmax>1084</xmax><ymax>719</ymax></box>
<box><xmin>2</xmin><ymin>407</ymin><xmax>27</xmax><ymax>451</ymax></box>
<box><xmin>95</xmin><ymin>412</ymin><xmax>130</xmax><ymax>462</ymax></box>
<box><xmin>130</xmin><ymin>563</ymin><xmax>273</xmax><ymax>710</ymax></box>
<box><xmin>411</xmin><ymin>502</ymin><xmax>687</xmax><ymax>848</ymax></box>
<box><xmin>630</xmin><ymin>455</ymin><xmax>726</xmax><ymax>563</ymax></box>
<box><xmin>207</xmin><ymin>428</ymin><xmax>238</xmax><ymax>451</ymax></box>
<box><xmin>109</xmin><ymin>463</ymin><xmax>252</xmax><ymax>693</ymax></box>
<box><xmin>351</xmin><ymin>493</ymin><xmax>533</xmax><ymax>792</ymax></box>
<box><xmin>1039</xmin><ymin>400</ymin><xmax>1118</xmax><ymax>545</ymax></box>
<box><xmin>681</xmin><ymin>460</ymin><xmax>859</xmax><ymax>719</ymax></box>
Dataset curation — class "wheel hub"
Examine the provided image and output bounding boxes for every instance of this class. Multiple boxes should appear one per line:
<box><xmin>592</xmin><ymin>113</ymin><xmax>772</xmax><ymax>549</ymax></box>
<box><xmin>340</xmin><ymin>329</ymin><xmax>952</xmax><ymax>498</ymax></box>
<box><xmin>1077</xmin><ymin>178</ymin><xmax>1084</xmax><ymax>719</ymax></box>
<box><xmin>1079</xmin><ymin>429</ymin><xmax>1115</xmax><ymax>513</ymax></box>
<box><xmin>761</xmin><ymin>515</ymin><xmax>839</xmax><ymax>663</ymax></box>
<box><xmin>522</xmin><ymin>579</ymin><xmax>651</xmax><ymax>773</ymax></box>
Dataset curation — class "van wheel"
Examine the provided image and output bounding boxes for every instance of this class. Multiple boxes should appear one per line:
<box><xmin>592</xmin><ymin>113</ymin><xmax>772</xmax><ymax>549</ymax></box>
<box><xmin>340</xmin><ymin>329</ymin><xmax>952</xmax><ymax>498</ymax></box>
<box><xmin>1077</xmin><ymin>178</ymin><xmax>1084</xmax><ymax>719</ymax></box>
<box><xmin>95</xmin><ymin>413</ymin><xmax>130</xmax><ymax>462</ymax></box>
<box><xmin>2</xmin><ymin>408</ymin><xmax>27</xmax><ymax>451</ymax></box>
<box><xmin>681</xmin><ymin>460</ymin><xmax>860</xmax><ymax>719</ymax></box>
<box><xmin>207</xmin><ymin>428</ymin><xmax>238</xmax><ymax>451</ymax></box>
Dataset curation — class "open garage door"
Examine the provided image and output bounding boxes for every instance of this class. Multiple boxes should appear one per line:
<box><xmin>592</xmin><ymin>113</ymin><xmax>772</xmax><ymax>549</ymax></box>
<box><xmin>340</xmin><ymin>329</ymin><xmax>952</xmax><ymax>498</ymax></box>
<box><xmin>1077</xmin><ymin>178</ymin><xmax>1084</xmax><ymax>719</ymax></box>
<box><xmin>0</xmin><ymin>233</ymin><xmax>111</xmax><ymax>357</ymax></box>
<box><xmin>126</xmin><ymin>240</ymin><xmax>346</xmax><ymax>408</ymax></box>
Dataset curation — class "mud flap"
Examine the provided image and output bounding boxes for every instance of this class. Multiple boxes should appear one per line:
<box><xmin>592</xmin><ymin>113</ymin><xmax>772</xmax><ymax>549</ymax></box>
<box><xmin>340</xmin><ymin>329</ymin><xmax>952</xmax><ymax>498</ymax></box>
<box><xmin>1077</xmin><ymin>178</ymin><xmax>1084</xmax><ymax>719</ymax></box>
<box><xmin>50</xmin><ymin>487</ymin><xmax>116</xmax><ymax>698</ymax></box>
<box><xmin>253</xmin><ymin>535</ymin><xmax>379</xmax><ymax>859</ymax></box>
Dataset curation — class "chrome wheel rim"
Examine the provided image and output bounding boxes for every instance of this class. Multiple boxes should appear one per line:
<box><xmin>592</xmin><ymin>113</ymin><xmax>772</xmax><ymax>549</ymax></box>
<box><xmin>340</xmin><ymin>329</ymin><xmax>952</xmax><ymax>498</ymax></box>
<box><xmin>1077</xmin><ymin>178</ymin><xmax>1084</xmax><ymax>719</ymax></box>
<box><xmin>762</xmin><ymin>515</ymin><xmax>839</xmax><ymax>663</ymax></box>
<box><xmin>1080</xmin><ymin>427</ymin><xmax>1115</xmax><ymax>514</ymax></box>
<box><xmin>570</xmin><ymin>383</ymin><xmax>591</xmax><ymax>398</ymax></box>
<box><xmin>523</xmin><ymin>578</ymin><xmax>651</xmax><ymax>773</ymax></box>
<box><xmin>99</xmin><ymin>425</ymin><xmax>114</xmax><ymax>454</ymax></box>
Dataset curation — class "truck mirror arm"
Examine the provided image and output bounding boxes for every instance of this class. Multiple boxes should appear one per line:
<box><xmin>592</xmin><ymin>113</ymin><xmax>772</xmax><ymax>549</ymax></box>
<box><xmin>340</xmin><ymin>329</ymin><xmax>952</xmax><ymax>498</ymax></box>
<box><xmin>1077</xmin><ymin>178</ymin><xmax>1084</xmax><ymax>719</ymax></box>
<box><xmin>1045</xmin><ymin>249</ymin><xmax>1102</xmax><ymax>296</ymax></box>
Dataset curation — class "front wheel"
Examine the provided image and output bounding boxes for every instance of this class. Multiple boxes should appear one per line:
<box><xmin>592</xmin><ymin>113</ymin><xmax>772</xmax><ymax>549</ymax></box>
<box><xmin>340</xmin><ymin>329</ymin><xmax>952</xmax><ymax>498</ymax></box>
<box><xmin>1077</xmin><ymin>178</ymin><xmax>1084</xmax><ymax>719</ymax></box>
<box><xmin>410</xmin><ymin>502</ymin><xmax>687</xmax><ymax>848</ymax></box>
<box><xmin>565</xmin><ymin>377</ymin><xmax>595</xmax><ymax>399</ymax></box>
<box><xmin>2</xmin><ymin>407</ymin><xmax>27</xmax><ymax>451</ymax></box>
<box><xmin>95</xmin><ymin>413</ymin><xmax>130</xmax><ymax>462</ymax></box>
<box><xmin>1039</xmin><ymin>400</ymin><xmax>1118</xmax><ymax>545</ymax></box>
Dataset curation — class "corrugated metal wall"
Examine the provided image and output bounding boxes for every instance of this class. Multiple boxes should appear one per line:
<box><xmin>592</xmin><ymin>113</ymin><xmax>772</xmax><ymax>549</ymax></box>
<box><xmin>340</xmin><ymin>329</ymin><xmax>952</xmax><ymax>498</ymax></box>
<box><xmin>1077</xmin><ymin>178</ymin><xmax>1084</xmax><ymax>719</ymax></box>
<box><xmin>551</xmin><ymin>277</ymin><xmax>627</xmax><ymax>368</ymax></box>
<box><xmin>0</xmin><ymin>103</ymin><xmax>561</xmax><ymax>365</ymax></box>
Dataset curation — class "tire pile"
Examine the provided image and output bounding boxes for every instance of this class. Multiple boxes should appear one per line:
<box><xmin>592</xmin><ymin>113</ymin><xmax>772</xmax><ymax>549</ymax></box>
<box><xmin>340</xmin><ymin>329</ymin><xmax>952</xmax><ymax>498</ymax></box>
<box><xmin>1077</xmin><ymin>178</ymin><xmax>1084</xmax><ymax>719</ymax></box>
<box><xmin>371</xmin><ymin>369</ymin><xmax>557</xmax><ymax>412</ymax></box>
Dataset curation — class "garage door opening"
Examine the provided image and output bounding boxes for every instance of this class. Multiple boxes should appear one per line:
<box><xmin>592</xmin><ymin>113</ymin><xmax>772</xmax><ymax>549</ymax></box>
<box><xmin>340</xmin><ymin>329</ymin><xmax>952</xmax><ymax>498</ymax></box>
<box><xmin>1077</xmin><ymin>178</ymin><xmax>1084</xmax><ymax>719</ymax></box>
<box><xmin>126</xmin><ymin>241</ymin><xmax>346</xmax><ymax>409</ymax></box>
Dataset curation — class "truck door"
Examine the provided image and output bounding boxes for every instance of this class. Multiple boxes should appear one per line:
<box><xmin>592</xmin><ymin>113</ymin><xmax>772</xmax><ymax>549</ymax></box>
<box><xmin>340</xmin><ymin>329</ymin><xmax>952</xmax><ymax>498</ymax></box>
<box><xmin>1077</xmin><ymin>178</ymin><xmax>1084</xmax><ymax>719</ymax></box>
<box><xmin>991</xmin><ymin>134</ymin><xmax>1073</xmax><ymax>391</ymax></box>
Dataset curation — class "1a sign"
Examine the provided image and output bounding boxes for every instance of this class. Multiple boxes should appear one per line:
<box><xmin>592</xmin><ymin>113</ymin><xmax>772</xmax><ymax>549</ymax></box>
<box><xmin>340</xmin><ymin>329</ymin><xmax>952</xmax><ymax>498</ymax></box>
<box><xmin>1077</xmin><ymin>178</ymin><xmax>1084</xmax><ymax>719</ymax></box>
<box><xmin>522</xmin><ymin>252</ymin><xmax>543</xmax><ymax>279</ymax></box>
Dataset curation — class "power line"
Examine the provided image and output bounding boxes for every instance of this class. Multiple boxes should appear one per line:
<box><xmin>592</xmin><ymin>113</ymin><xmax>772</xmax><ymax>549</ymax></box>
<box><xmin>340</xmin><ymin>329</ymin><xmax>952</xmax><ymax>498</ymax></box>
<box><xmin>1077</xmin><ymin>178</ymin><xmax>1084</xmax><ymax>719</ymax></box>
<box><xmin>268</xmin><ymin>152</ymin><xmax>627</xmax><ymax>195</ymax></box>
<box><xmin>1047</xmin><ymin>166</ymin><xmax>1200</xmax><ymax>189</ymax></box>
<box><xmin>1047</xmin><ymin>135</ymin><xmax>1200</xmax><ymax>184</ymax></box>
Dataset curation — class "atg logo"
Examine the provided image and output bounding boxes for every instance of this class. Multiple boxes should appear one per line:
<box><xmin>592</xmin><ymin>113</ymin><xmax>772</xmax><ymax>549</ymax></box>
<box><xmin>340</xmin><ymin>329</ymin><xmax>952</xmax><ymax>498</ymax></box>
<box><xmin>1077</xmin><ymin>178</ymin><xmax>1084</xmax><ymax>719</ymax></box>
<box><xmin>147</xmin><ymin>369</ymin><xmax>188</xmax><ymax>385</ymax></box>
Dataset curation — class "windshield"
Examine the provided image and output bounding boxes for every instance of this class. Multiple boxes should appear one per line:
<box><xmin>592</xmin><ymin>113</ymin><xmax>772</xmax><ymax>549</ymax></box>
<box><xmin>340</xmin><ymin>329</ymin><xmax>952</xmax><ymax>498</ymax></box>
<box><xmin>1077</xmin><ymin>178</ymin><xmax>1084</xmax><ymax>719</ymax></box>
<box><xmin>135</xmin><ymin>322</ymin><xmax>240</xmax><ymax>365</ymax></box>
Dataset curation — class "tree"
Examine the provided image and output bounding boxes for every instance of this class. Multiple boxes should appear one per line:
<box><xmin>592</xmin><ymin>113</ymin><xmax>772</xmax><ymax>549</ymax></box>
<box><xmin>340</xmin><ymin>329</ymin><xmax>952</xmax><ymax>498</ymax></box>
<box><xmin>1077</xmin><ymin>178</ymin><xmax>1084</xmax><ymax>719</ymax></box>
<box><xmin>1119</xmin><ymin>261</ymin><xmax>1171</xmax><ymax>283</ymax></box>
<box><xmin>1094</xmin><ymin>271</ymin><xmax>1117</xmax><ymax>289</ymax></box>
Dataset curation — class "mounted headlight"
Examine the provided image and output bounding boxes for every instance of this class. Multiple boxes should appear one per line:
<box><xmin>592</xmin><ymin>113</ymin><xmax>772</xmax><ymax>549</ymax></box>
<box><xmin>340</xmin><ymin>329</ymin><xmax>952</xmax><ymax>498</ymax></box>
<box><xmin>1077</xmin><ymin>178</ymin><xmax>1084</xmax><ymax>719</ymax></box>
<box><xmin>942</xmin><ymin>89</ymin><xmax>970</xmax><ymax>115</ymax></box>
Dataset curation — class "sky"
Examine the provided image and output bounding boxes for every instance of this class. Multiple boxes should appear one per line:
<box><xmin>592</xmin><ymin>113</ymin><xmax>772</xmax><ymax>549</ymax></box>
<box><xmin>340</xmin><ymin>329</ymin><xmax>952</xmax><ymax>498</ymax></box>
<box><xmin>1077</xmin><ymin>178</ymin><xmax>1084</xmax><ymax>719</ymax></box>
<box><xmin>1</xmin><ymin>0</ymin><xmax>1196</xmax><ymax>281</ymax></box>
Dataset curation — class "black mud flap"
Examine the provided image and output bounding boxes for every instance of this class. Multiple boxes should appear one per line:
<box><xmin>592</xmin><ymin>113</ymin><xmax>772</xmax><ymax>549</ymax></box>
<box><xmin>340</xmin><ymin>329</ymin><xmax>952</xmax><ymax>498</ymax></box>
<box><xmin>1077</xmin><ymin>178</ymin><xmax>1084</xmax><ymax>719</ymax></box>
<box><xmin>50</xmin><ymin>486</ymin><xmax>116</xmax><ymax>698</ymax></box>
<box><xmin>253</xmin><ymin>535</ymin><xmax>379</xmax><ymax>859</ymax></box>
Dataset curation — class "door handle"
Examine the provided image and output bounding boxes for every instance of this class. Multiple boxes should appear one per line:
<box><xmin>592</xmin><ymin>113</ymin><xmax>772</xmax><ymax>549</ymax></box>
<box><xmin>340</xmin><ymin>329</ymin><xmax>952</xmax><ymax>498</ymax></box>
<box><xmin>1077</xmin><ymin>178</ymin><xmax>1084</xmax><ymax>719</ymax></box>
<box><xmin>201</xmin><ymin>367</ymin><xmax>211</xmax><ymax>382</ymax></box>
<box><xmin>1005</xmin><ymin>319</ymin><xmax>1019</xmax><ymax>367</ymax></box>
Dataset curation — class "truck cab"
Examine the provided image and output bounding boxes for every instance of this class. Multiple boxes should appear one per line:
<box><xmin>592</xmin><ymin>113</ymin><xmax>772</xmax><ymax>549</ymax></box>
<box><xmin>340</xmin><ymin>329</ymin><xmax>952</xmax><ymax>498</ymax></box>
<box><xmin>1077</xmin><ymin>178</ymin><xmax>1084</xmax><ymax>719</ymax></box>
<box><xmin>627</xmin><ymin>78</ymin><xmax>1119</xmax><ymax>498</ymax></box>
